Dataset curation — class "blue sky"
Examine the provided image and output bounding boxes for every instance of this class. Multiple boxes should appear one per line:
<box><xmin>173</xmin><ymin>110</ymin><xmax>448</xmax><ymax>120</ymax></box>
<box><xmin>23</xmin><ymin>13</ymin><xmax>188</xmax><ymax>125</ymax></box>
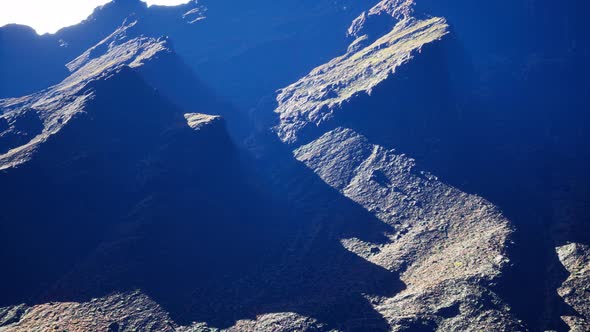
<box><xmin>0</xmin><ymin>0</ymin><xmax>189</xmax><ymax>34</ymax></box>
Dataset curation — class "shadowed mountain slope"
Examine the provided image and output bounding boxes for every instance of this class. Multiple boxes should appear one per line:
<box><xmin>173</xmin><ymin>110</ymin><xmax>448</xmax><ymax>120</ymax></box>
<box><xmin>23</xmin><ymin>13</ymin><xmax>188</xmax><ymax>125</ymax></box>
<box><xmin>0</xmin><ymin>24</ymin><xmax>70</xmax><ymax>98</ymax></box>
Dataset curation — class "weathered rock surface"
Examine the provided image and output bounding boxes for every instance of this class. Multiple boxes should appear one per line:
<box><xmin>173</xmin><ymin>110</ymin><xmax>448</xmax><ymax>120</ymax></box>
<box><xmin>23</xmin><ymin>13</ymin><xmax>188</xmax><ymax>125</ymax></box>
<box><xmin>0</xmin><ymin>292</ymin><xmax>332</xmax><ymax>332</ymax></box>
<box><xmin>178</xmin><ymin>313</ymin><xmax>328</xmax><ymax>332</ymax></box>
<box><xmin>0</xmin><ymin>291</ymin><xmax>175</xmax><ymax>332</ymax></box>
<box><xmin>293</xmin><ymin>128</ymin><xmax>522</xmax><ymax>330</ymax></box>
<box><xmin>275</xmin><ymin>13</ymin><xmax>448</xmax><ymax>144</ymax></box>
<box><xmin>556</xmin><ymin>243</ymin><xmax>590</xmax><ymax>331</ymax></box>
<box><xmin>348</xmin><ymin>0</ymin><xmax>415</xmax><ymax>41</ymax></box>
<box><xmin>184</xmin><ymin>113</ymin><xmax>223</xmax><ymax>131</ymax></box>
<box><xmin>0</xmin><ymin>305</ymin><xmax>28</xmax><ymax>328</ymax></box>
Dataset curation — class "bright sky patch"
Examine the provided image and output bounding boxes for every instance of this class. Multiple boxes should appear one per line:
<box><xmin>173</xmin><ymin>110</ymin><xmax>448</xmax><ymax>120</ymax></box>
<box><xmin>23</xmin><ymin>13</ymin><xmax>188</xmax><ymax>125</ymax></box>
<box><xmin>0</xmin><ymin>0</ymin><xmax>190</xmax><ymax>34</ymax></box>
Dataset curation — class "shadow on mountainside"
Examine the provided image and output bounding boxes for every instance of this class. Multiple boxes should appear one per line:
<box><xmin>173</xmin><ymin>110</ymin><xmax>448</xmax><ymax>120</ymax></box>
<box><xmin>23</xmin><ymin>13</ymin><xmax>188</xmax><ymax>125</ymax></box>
<box><xmin>42</xmin><ymin>133</ymin><xmax>404</xmax><ymax>331</ymax></box>
<box><xmin>0</xmin><ymin>68</ymin><xmax>403</xmax><ymax>331</ymax></box>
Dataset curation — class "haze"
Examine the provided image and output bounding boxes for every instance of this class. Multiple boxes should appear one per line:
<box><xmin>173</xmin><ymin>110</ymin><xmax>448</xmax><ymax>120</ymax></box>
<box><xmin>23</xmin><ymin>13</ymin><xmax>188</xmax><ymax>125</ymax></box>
<box><xmin>0</xmin><ymin>0</ymin><xmax>189</xmax><ymax>34</ymax></box>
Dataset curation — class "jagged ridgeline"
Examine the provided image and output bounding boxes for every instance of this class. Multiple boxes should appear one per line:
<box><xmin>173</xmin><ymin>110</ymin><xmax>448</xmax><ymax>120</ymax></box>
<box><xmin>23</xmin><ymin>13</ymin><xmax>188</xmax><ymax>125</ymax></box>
<box><xmin>0</xmin><ymin>0</ymin><xmax>589</xmax><ymax>331</ymax></box>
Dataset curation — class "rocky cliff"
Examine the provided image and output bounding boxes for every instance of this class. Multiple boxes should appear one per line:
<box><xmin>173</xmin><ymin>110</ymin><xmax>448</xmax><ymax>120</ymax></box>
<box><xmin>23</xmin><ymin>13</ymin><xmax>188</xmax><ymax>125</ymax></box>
<box><xmin>0</xmin><ymin>20</ymin><xmax>237</xmax><ymax>309</ymax></box>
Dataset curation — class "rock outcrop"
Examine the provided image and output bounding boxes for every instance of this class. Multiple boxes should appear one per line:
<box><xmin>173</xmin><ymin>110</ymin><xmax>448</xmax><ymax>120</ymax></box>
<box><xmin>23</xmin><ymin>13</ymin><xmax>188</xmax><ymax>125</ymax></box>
<box><xmin>292</xmin><ymin>128</ymin><xmax>522</xmax><ymax>330</ymax></box>
<box><xmin>0</xmin><ymin>291</ymin><xmax>332</xmax><ymax>332</ymax></box>
<box><xmin>556</xmin><ymin>243</ymin><xmax>590</xmax><ymax>331</ymax></box>
<box><xmin>0</xmin><ymin>291</ymin><xmax>175</xmax><ymax>332</ymax></box>
<box><xmin>275</xmin><ymin>7</ymin><xmax>448</xmax><ymax>144</ymax></box>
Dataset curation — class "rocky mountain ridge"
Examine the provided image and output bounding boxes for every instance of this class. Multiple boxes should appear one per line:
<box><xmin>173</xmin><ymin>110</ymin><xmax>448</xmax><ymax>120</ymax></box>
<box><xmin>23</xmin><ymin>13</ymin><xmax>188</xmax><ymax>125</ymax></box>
<box><xmin>275</xmin><ymin>14</ymin><xmax>448</xmax><ymax>144</ymax></box>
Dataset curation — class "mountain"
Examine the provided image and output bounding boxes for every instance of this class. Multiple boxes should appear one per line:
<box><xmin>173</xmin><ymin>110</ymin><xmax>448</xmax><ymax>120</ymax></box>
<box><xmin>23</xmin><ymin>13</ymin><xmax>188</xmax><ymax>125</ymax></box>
<box><xmin>277</xmin><ymin>1</ymin><xmax>590</xmax><ymax>330</ymax></box>
<box><xmin>0</xmin><ymin>24</ymin><xmax>238</xmax><ymax>308</ymax></box>
<box><xmin>0</xmin><ymin>14</ymin><xmax>406</xmax><ymax>331</ymax></box>
<box><xmin>1</xmin><ymin>0</ymin><xmax>371</xmax><ymax>109</ymax></box>
<box><xmin>0</xmin><ymin>0</ymin><xmax>589</xmax><ymax>331</ymax></box>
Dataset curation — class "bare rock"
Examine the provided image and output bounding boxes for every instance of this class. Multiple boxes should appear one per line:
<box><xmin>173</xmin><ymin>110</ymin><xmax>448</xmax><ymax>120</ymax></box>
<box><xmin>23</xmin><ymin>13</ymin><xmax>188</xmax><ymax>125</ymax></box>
<box><xmin>275</xmin><ymin>16</ymin><xmax>448</xmax><ymax>144</ymax></box>
<box><xmin>293</xmin><ymin>128</ymin><xmax>522</xmax><ymax>330</ymax></box>
<box><xmin>556</xmin><ymin>243</ymin><xmax>590</xmax><ymax>330</ymax></box>
<box><xmin>348</xmin><ymin>0</ymin><xmax>416</xmax><ymax>40</ymax></box>
<box><xmin>0</xmin><ymin>305</ymin><xmax>29</xmax><ymax>328</ymax></box>
<box><xmin>0</xmin><ymin>291</ymin><xmax>175</xmax><ymax>332</ymax></box>
<box><xmin>185</xmin><ymin>113</ymin><xmax>223</xmax><ymax>131</ymax></box>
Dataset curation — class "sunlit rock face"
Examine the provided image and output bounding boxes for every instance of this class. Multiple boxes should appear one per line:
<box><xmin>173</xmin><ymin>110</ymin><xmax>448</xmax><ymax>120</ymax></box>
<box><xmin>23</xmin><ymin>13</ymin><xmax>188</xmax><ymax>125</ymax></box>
<box><xmin>556</xmin><ymin>243</ymin><xmax>590</xmax><ymax>331</ymax></box>
<box><xmin>0</xmin><ymin>291</ymin><xmax>176</xmax><ymax>332</ymax></box>
<box><xmin>275</xmin><ymin>15</ymin><xmax>448</xmax><ymax>144</ymax></box>
<box><xmin>293</xmin><ymin>128</ymin><xmax>521</xmax><ymax>330</ymax></box>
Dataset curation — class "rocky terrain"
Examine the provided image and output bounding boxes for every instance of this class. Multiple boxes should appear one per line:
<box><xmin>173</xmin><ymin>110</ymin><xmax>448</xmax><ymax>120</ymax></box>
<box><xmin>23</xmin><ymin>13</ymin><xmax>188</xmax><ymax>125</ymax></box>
<box><xmin>0</xmin><ymin>0</ymin><xmax>588</xmax><ymax>331</ymax></box>
<box><xmin>556</xmin><ymin>243</ymin><xmax>590</xmax><ymax>331</ymax></box>
<box><xmin>275</xmin><ymin>14</ymin><xmax>448</xmax><ymax>144</ymax></box>
<box><xmin>293</xmin><ymin>128</ymin><xmax>522</xmax><ymax>330</ymax></box>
